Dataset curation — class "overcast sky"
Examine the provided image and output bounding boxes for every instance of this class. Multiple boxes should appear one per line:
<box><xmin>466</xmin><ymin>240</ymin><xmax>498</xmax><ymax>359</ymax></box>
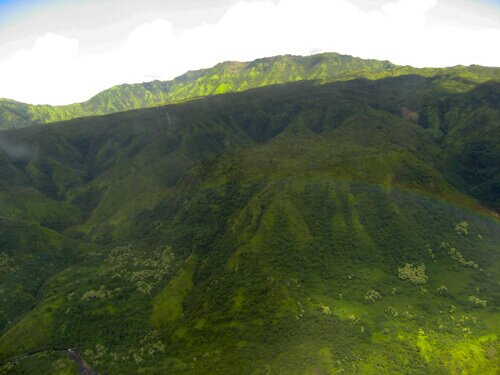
<box><xmin>0</xmin><ymin>0</ymin><xmax>499</xmax><ymax>105</ymax></box>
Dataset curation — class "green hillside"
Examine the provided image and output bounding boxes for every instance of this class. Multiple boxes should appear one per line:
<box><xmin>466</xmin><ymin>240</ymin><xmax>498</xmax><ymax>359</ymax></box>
<box><xmin>1</xmin><ymin>52</ymin><xmax>500</xmax><ymax>131</ymax></box>
<box><xmin>0</xmin><ymin>75</ymin><xmax>499</xmax><ymax>374</ymax></box>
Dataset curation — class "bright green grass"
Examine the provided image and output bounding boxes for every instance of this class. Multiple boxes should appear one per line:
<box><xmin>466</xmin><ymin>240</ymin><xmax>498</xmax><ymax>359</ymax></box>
<box><xmin>151</xmin><ymin>255</ymin><xmax>197</xmax><ymax>326</ymax></box>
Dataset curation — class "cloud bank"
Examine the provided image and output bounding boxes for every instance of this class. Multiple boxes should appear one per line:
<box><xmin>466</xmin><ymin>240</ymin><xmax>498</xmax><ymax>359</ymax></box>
<box><xmin>0</xmin><ymin>0</ymin><xmax>499</xmax><ymax>105</ymax></box>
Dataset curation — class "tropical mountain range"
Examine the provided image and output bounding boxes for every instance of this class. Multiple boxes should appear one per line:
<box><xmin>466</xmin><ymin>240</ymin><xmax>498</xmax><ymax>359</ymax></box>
<box><xmin>0</xmin><ymin>52</ymin><xmax>499</xmax><ymax>374</ymax></box>
<box><xmin>1</xmin><ymin>52</ymin><xmax>499</xmax><ymax>131</ymax></box>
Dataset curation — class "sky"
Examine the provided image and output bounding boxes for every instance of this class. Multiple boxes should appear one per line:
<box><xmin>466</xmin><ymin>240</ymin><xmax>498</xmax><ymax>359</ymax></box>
<box><xmin>0</xmin><ymin>0</ymin><xmax>499</xmax><ymax>105</ymax></box>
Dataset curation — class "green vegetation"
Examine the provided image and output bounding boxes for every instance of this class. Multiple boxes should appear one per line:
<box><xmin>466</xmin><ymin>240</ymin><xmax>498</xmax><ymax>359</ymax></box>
<box><xmin>0</xmin><ymin>65</ymin><xmax>499</xmax><ymax>374</ymax></box>
<box><xmin>0</xmin><ymin>351</ymin><xmax>79</xmax><ymax>375</ymax></box>
<box><xmin>398</xmin><ymin>263</ymin><xmax>428</xmax><ymax>285</ymax></box>
<box><xmin>1</xmin><ymin>52</ymin><xmax>499</xmax><ymax>131</ymax></box>
<box><xmin>151</xmin><ymin>255</ymin><xmax>196</xmax><ymax>326</ymax></box>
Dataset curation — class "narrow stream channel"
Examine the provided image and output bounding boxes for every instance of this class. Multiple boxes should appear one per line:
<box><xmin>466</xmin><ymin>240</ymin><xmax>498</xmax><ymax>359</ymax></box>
<box><xmin>1</xmin><ymin>347</ymin><xmax>97</xmax><ymax>375</ymax></box>
<box><xmin>67</xmin><ymin>348</ymin><xmax>98</xmax><ymax>375</ymax></box>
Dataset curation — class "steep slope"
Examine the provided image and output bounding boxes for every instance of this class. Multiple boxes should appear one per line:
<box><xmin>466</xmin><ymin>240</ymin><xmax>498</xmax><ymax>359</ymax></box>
<box><xmin>427</xmin><ymin>82</ymin><xmax>500</xmax><ymax>210</ymax></box>
<box><xmin>0</xmin><ymin>76</ymin><xmax>499</xmax><ymax>374</ymax></box>
<box><xmin>1</xmin><ymin>52</ymin><xmax>499</xmax><ymax>131</ymax></box>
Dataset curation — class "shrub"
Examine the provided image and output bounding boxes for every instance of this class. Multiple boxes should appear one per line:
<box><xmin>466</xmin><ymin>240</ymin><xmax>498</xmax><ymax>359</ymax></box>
<box><xmin>318</xmin><ymin>303</ymin><xmax>332</xmax><ymax>315</ymax></box>
<box><xmin>106</xmin><ymin>245</ymin><xmax>175</xmax><ymax>294</ymax></box>
<box><xmin>454</xmin><ymin>221</ymin><xmax>469</xmax><ymax>236</ymax></box>
<box><xmin>441</xmin><ymin>243</ymin><xmax>479</xmax><ymax>268</ymax></box>
<box><xmin>398</xmin><ymin>263</ymin><xmax>428</xmax><ymax>284</ymax></box>
<box><xmin>386</xmin><ymin>306</ymin><xmax>398</xmax><ymax>317</ymax></box>
<box><xmin>0</xmin><ymin>252</ymin><xmax>17</xmax><ymax>274</ymax></box>
<box><xmin>81</xmin><ymin>286</ymin><xmax>111</xmax><ymax>301</ymax></box>
<box><xmin>426</xmin><ymin>244</ymin><xmax>435</xmax><ymax>259</ymax></box>
<box><xmin>451</xmin><ymin>248</ymin><xmax>478</xmax><ymax>268</ymax></box>
<box><xmin>468</xmin><ymin>295</ymin><xmax>487</xmax><ymax>308</ymax></box>
<box><xmin>436</xmin><ymin>285</ymin><xmax>448</xmax><ymax>295</ymax></box>
<box><xmin>364</xmin><ymin>290</ymin><xmax>381</xmax><ymax>303</ymax></box>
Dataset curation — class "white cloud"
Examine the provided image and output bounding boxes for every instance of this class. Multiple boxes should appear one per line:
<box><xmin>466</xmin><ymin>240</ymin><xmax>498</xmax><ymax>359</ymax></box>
<box><xmin>0</xmin><ymin>0</ymin><xmax>499</xmax><ymax>105</ymax></box>
<box><xmin>0</xmin><ymin>34</ymin><xmax>81</xmax><ymax>104</ymax></box>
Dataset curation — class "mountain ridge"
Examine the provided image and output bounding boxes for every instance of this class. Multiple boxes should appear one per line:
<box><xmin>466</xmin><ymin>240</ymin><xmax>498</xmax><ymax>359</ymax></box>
<box><xmin>1</xmin><ymin>52</ymin><xmax>499</xmax><ymax>131</ymax></box>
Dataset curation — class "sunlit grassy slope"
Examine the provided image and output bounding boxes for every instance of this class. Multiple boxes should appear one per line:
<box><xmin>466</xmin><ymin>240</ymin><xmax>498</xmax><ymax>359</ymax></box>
<box><xmin>0</xmin><ymin>75</ymin><xmax>499</xmax><ymax>374</ymax></box>
<box><xmin>1</xmin><ymin>52</ymin><xmax>499</xmax><ymax>131</ymax></box>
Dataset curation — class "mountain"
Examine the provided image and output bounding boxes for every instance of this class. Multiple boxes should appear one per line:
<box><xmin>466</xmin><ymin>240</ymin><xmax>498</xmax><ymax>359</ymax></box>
<box><xmin>1</xmin><ymin>52</ymin><xmax>500</xmax><ymax>131</ymax></box>
<box><xmin>0</xmin><ymin>72</ymin><xmax>499</xmax><ymax>374</ymax></box>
